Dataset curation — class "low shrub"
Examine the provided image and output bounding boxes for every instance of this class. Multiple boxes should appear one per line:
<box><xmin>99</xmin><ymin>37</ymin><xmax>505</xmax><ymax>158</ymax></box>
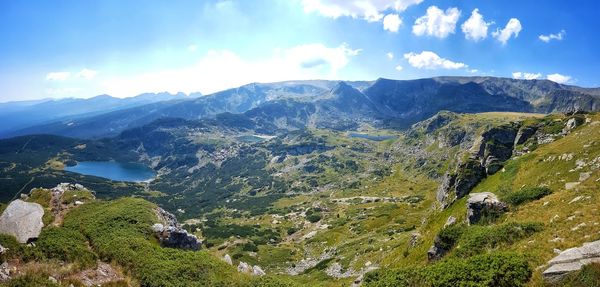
<box><xmin>363</xmin><ymin>252</ymin><xmax>531</xmax><ymax>287</ymax></box>
<box><xmin>455</xmin><ymin>222</ymin><xmax>543</xmax><ymax>257</ymax></box>
<box><xmin>36</xmin><ymin>227</ymin><xmax>97</xmax><ymax>268</ymax></box>
<box><xmin>306</xmin><ymin>213</ymin><xmax>322</xmax><ymax>223</ymax></box>
<box><xmin>503</xmin><ymin>187</ymin><xmax>552</xmax><ymax>206</ymax></box>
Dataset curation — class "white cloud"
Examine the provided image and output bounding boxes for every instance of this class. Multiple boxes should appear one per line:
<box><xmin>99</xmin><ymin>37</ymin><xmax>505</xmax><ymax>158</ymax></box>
<box><xmin>461</xmin><ymin>9</ymin><xmax>492</xmax><ymax>41</ymax></box>
<box><xmin>383</xmin><ymin>14</ymin><xmax>402</xmax><ymax>32</ymax></box>
<box><xmin>547</xmin><ymin>73</ymin><xmax>572</xmax><ymax>84</ymax></box>
<box><xmin>412</xmin><ymin>6</ymin><xmax>461</xmax><ymax>38</ymax></box>
<box><xmin>77</xmin><ymin>69</ymin><xmax>98</xmax><ymax>80</ymax></box>
<box><xmin>386</xmin><ymin>52</ymin><xmax>394</xmax><ymax>59</ymax></box>
<box><xmin>539</xmin><ymin>30</ymin><xmax>565</xmax><ymax>43</ymax></box>
<box><xmin>469</xmin><ymin>69</ymin><xmax>479</xmax><ymax>73</ymax></box>
<box><xmin>403</xmin><ymin>51</ymin><xmax>467</xmax><ymax>70</ymax></box>
<box><xmin>46</xmin><ymin>72</ymin><xmax>71</xmax><ymax>81</ymax></box>
<box><xmin>395</xmin><ymin>65</ymin><xmax>403</xmax><ymax>71</ymax></box>
<box><xmin>302</xmin><ymin>0</ymin><xmax>423</xmax><ymax>22</ymax></box>
<box><xmin>492</xmin><ymin>18</ymin><xmax>522</xmax><ymax>45</ymax></box>
<box><xmin>99</xmin><ymin>43</ymin><xmax>361</xmax><ymax>97</ymax></box>
<box><xmin>512</xmin><ymin>72</ymin><xmax>542</xmax><ymax>80</ymax></box>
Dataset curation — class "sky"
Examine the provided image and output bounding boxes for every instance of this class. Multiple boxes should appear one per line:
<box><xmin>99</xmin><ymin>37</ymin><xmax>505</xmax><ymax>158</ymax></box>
<box><xmin>0</xmin><ymin>0</ymin><xmax>599</xmax><ymax>102</ymax></box>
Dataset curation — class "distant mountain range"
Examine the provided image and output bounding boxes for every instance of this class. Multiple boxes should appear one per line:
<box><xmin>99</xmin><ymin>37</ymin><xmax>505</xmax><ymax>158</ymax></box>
<box><xmin>0</xmin><ymin>92</ymin><xmax>197</xmax><ymax>138</ymax></box>
<box><xmin>2</xmin><ymin>76</ymin><xmax>600</xmax><ymax>139</ymax></box>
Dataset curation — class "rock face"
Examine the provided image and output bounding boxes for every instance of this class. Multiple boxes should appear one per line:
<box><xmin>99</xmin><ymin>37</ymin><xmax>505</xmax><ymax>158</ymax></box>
<box><xmin>437</xmin><ymin>123</ymin><xmax>533</xmax><ymax>208</ymax></box>
<box><xmin>0</xmin><ymin>200</ymin><xmax>44</xmax><ymax>243</ymax></box>
<box><xmin>543</xmin><ymin>240</ymin><xmax>600</xmax><ymax>282</ymax></box>
<box><xmin>153</xmin><ymin>208</ymin><xmax>201</xmax><ymax>250</ymax></box>
<box><xmin>466</xmin><ymin>192</ymin><xmax>507</xmax><ymax>225</ymax></box>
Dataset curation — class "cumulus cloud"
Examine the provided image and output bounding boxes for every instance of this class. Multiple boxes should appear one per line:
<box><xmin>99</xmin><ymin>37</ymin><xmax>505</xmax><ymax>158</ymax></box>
<box><xmin>46</xmin><ymin>72</ymin><xmax>71</xmax><ymax>81</ymax></box>
<box><xmin>403</xmin><ymin>51</ymin><xmax>467</xmax><ymax>70</ymax></box>
<box><xmin>383</xmin><ymin>14</ymin><xmax>402</xmax><ymax>32</ymax></box>
<box><xmin>412</xmin><ymin>6</ymin><xmax>461</xmax><ymax>38</ymax></box>
<box><xmin>547</xmin><ymin>73</ymin><xmax>572</xmax><ymax>84</ymax></box>
<box><xmin>539</xmin><ymin>30</ymin><xmax>565</xmax><ymax>43</ymax></box>
<box><xmin>512</xmin><ymin>72</ymin><xmax>542</xmax><ymax>80</ymax></box>
<box><xmin>77</xmin><ymin>69</ymin><xmax>98</xmax><ymax>80</ymax></box>
<box><xmin>492</xmin><ymin>18</ymin><xmax>522</xmax><ymax>45</ymax></box>
<box><xmin>461</xmin><ymin>9</ymin><xmax>492</xmax><ymax>41</ymax></box>
<box><xmin>386</xmin><ymin>52</ymin><xmax>394</xmax><ymax>59</ymax></box>
<box><xmin>99</xmin><ymin>43</ymin><xmax>361</xmax><ymax>97</ymax></box>
<box><xmin>395</xmin><ymin>65</ymin><xmax>403</xmax><ymax>71</ymax></box>
<box><xmin>302</xmin><ymin>0</ymin><xmax>423</xmax><ymax>22</ymax></box>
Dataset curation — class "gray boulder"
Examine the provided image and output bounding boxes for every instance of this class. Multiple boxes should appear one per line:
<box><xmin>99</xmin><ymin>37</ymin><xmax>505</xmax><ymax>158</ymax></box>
<box><xmin>0</xmin><ymin>200</ymin><xmax>44</xmax><ymax>243</ymax></box>
<box><xmin>466</xmin><ymin>192</ymin><xmax>507</xmax><ymax>225</ymax></box>
<box><xmin>153</xmin><ymin>208</ymin><xmax>201</xmax><ymax>250</ymax></box>
<box><xmin>543</xmin><ymin>240</ymin><xmax>600</xmax><ymax>282</ymax></box>
<box><xmin>563</xmin><ymin>117</ymin><xmax>583</xmax><ymax>133</ymax></box>
<box><xmin>238</xmin><ymin>261</ymin><xmax>252</xmax><ymax>273</ymax></box>
<box><xmin>252</xmin><ymin>265</ymin><xmax>266</xmax><ymax>276</ymax></box>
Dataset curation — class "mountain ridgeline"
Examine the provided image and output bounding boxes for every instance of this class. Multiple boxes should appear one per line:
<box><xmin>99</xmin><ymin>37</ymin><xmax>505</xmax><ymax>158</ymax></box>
<box><xmin>6</xmin><ymin>76</ymin><xmax>600</xmax><ymax>139</ymax></box>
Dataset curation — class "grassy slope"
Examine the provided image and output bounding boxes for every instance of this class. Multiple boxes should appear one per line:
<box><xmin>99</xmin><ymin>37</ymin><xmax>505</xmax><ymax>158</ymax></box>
<box><xmin>372</xmin><ymin>112</ymin><xmax>600</xmax><ymax>286</ymax></box>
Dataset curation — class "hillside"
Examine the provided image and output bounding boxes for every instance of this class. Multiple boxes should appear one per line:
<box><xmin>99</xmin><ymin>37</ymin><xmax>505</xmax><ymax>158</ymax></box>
<box><xmin>1</xmin><ymin>109</ymin><xmax>599</xmax><ymax>286</ymax></box>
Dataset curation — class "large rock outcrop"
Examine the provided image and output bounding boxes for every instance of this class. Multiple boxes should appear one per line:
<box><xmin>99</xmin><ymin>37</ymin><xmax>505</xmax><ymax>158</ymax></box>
<box><xmin>0</xmin><ymin>200</ymin><xmax>44</xmax><ymax>243</ymax></box>
<box><xmin>152</xmin><ymin>208</ymin><xmax>201</xmax><ymax>250</ymax></box>
<box><xmin>543</xmin><ymin>240</ymin><xmax>600</xmax><ymax>282</ymax></box>
<box><xmin>437</xmin><ymin>123</ymin><xmax>536</xmax><ymax>208</ymax></box>
<box><xmin>466</xmin><ymin>192</ymin><xmax>508</xmax><ymax>225</ymax></box>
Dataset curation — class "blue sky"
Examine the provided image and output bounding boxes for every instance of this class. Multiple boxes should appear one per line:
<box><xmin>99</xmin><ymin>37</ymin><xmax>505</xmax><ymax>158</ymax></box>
<box><xmin>0</xmin><ymin>0</ymin><xmax>599</xmax><ymax>101</ymax></box>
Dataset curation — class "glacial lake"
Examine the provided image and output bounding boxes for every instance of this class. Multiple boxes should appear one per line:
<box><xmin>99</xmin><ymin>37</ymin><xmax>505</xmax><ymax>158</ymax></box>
<box><xmin>65</xmin><ymin>161</ymin><xmax>156</xmax><ymax>182</ymax></box>
<box><xmin>349</xmin><ymin>133</ymin><xmax>397</xmax><ymax>141</ymax></box>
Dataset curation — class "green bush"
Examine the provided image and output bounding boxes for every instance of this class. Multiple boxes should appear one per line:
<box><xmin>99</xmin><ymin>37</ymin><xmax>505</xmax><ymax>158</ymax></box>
<box><xmin>242</xmin><ymin>242</ymin><xmax>259</xmax><ymax>252</ymax></box>
<box><xmin>0</xmin><ymin>234</ymin><xmax>42</xmax><ymax>262</ymax></box>
<box><xmin>306</xmin><ymin>213</ymin><xmax>322</xmax><ymax>223</ymax></box>
<box><xmin>435</xmin><ymin>224</ymin><xmax>465</xmax><ymax>251</ymax></box>
<box><xmin>455</xmin><ymin>222</ymin><xmax>543</xmax><ymax>257</ymax></box>
<box><xmin>364</xmin><ymin>252</ymin><xmax>531</xmax><ymax>287</ymax></box>
<box><xmin>503</xmin><ymin>187</ymin><xmax>552</xmax><ymax>206</ymax></box>
<box><xmin>36</xmin><ymin>227</ymin><xmax>97</xmax><ymax>268</ymax></box>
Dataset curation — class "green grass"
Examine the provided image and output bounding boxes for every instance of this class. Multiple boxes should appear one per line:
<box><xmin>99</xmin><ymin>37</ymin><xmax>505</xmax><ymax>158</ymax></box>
<box><xmin>61</xmin><ymin>189</ymin><xmax>95</xmax><ymax>204</ymax></box>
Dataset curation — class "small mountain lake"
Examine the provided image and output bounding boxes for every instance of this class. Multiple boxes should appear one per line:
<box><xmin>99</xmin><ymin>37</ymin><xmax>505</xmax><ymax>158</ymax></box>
<box><xmin>65</xmin><ymin>161</ymin><xmax>156</xmax><ymax>182</ymax></box>
<box><xmin>349</xmin><ymin>133</ymin><xmax>397</xmax><ymax>141</ymax></box>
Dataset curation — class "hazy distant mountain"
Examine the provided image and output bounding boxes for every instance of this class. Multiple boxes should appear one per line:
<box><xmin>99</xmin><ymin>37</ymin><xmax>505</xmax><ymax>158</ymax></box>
<box><xmin>0</xmin><ymin>92</ymin><xmax>196</xmax><ymax>137</ymax></box>
<box><xmin>6</xmin><ymin>77</ymin><xmax>600</xmax><ymax>139</ymax></box>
